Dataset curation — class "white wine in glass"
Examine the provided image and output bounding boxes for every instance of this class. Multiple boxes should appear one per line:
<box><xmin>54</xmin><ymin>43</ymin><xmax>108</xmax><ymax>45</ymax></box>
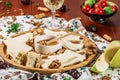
<box><xmin>43</xmin><ymin>0</ymin><xmax>64</xmax><ymax>27</ymax></box>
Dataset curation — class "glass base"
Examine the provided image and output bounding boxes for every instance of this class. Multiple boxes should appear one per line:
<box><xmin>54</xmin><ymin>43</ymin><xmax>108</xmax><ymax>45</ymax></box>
<box><xmin>41</xmin><ymin>17</ymin><xmax>67</xmax><ymax>30</ymax></box>
<box><xmin>89</xmin><ymin>17</ymin><xmax>108</xmax><ymax>23</ymax></box>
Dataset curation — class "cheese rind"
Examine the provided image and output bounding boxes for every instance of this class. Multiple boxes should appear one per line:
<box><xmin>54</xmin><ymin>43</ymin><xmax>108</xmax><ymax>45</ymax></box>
<box><xmin>34</xmin><ymin>35</ymin><xmax>62</xmax><ymax>54</ymax></box>
<box><xmin>91</xmin><ymin>53</ymin><xmax>109</xmax><ymax>73</ymax></box>
<box><xmin>110</xmin><ymin>49</ymin><xmax>120</xmax><ymax>67</ymax></box>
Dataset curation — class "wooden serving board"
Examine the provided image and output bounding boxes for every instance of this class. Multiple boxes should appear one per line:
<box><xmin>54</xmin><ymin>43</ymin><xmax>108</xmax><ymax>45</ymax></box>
<box><xmin>0</xmin><ymin>44</ymin><xmax>95</xmax><ymax>74</ymax></box>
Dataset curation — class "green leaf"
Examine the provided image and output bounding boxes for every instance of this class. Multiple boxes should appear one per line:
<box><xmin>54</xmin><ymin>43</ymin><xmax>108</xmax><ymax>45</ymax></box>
<box><xmin>104</xmin><ymin>6</ymin><xmax>113</xmax><ymax>14</ymax></box>
<box><xmin>63</xmin><ymin>77</ymin><xmax>71</xmax><ymax>80</ymax></box>
<box><xmin>4</xmin><ymin>2</ymin><xmax>12</xmax><ymax>8</ymax></box>
<box><xmin>7</xmin><ymin>23</ymin><xmax>20</xmax><ymax>33</ymax></box>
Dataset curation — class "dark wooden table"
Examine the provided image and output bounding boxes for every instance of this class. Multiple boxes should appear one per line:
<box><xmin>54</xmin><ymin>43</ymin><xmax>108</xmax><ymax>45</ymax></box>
<box><xmin>0</xmin><ymin>0</ymin><xmax>120</xmax><ymax>40</ymax></box>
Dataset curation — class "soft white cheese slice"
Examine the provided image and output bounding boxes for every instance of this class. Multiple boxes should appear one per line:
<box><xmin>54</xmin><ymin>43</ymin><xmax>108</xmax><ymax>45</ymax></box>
<box><xmin>62</xmin><ymin>35</ymin><xmax>80</xmax><ymax>41</ymax></box>
<box><xmin>34</xmin><ymin>35</ymin><xmax>62</xmax><ymax>54</ymax></box>
<box><xmin>62</xmin><ymin>39</ymin><xmax>83</xmax><ymax>51</ymax></box>
<box><xmin>44</xmin><ymin>29</ymin><xmax>60</xmax><ymax>36</ymax></box>
<box><xmin>12</xmin><ymin>33</ymin><xmax>33</xmax><ymax>43</ymax></box>
<box><xmin>3</xmin><ymin>33</ymin><xmax>33</xmax><ymax>60</ymax></box>
<box><xmin>42</xmin><ymin>49</ymin><xmax>86</xmax><ymax>68</ymax></box>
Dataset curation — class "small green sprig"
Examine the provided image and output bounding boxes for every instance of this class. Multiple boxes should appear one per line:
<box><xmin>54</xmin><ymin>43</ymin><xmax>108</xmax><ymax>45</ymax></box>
<box><xmin>4</xmin><ymin>2</ymin><xmax>12</xmax><ymax>8</ymax></box>
<box><xmin>7</xmin><ymin>23</ymin><xmax>20</xmax><ymax>33</ymax></box>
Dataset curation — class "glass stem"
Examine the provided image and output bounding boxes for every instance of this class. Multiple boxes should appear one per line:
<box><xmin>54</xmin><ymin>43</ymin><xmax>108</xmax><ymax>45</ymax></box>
<box><xmin>52</xmin><ymin>10</ymin><xmax>56</xmax><ymax>21</ymax></box>
<box><xmin>51</xmin><ymin>10</ymin><xmax>56</xmax><ymax>27</ymax></box>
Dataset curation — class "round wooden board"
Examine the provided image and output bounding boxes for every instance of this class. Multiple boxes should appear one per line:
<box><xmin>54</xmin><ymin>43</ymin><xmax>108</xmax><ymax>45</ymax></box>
<box><xmin>0</xmin><ymin>44</ymin><xmax>96</xmax><ymax>74</ymax></box>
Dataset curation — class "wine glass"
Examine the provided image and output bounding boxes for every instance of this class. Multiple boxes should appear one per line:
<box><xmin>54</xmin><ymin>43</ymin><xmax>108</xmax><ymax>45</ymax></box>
<box><xmin>43</xmin><ymin>0</ymin><xmax>64</xmax><ymax>28</ymax></box>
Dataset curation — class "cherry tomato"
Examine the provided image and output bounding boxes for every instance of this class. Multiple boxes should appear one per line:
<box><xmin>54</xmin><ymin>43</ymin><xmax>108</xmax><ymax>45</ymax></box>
<box><xmin>94</xmin><ymin>8</ymin><xmax>100</xmax><ymax>14</ymax></box>
<box><xmin>100</xmin><ymin>0</ymin><xmax>106</xmax><ymax>2</ymax></box>
<box><xmin>94</xmin><ymin>3</ymin><xmax>101</xmax><ymax>8</ymax></box>
<box><xmin>94</xmin><ymin>8</ymin><xmax>104</xmax><ymax>15</ymax></box>
<box><xmin>101</xmin><ymin>1</ymin><xmax>107</xmax><ymax>8</ymax></box>
<box><xmin>110</xmin><ymin>5</ymin><xmax>116</xmax><ymax>12</ymax></box>
<box><xmin>82</xmin><ymin>5</ymin><xmax>91</xmax><ymax>12</ymax></box>
<box><xmin>88</xmin><ymin>8</ymin><xmax>94</xmax><ymax>14</ymax></box>
<box><xmin>99</xmin><ymin>8</ymin><xmax>104</xmax><ymax>14</ymax></box>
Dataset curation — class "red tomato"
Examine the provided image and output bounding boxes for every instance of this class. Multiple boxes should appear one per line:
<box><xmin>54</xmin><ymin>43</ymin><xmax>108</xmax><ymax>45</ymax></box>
<box><xmin>94</xmin><ymin>8</ymin><xmax>100</xmax><ymax>14</ymax></box>
<box><xmin>88</xmin><ymin>8</ymin><xmax>94</xmax><ymax>14</ymax></box>
<box><xmin>94</xmin><ymin>8</ymin><xmax>104</xmax><ymax>15</ymax></box>
<box><xmin>82</xmin><ymin>5</ymin><xmax>91</xmax><ymax>12</ymax></box>
<box><xmin>110</xmin><ymin>5</ymin><xmax>116</xmax><ymax>12</ymax></box>
<box><xmin>94</xmin><ymin>3</ymin><xmax>101</xmax><ymax>8</ymax></box>
<box><xmin>101</xmin><ymin>1</ymin><xmax>107</xmax><ymax>8</ymax></box>
<box><xmin>100</xmin><ymin>0</ymin><xmax>106</xmax><ymax>2</ymax></box>
<box><xmin>99</xmin><ymin>8</ymin><xmax>104</xmax><ymax>14</ymax></box>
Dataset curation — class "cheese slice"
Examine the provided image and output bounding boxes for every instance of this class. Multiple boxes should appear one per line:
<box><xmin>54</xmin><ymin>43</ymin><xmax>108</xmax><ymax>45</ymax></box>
<box><xmin>12</xmin><ymin>33</ymin><xmax>33</xmax><ymax>43</ymax></box>
<box><xmin>34</xmin><ymin>35</ymin><xmax>62</xmax><ymax>54</ymax></box>
<box><xmin>26</xmin><ymin>52</ymin><xmax>40</xmax><ymax>67</ymax></box>
<box><xmin>3</xmin><ymin>33</ymin><xmax>33</xmax><ymax>60</ymax></box>
<box><xmin>62</xmin><ymin>35</ymin><xmax>80</xmax><ymax>41</ymax></box>
<box><xmin>42</xmin><ymin>50</ymin><xmax>86</xmax><ymax>68</ymax></box>
<box><xmin>62</xmin><ymin>39</ymin><xmax>83</xmax><ymax>51</ymax></box>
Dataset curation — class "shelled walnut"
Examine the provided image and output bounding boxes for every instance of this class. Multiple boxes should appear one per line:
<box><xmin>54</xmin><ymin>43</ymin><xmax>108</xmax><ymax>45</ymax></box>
<box><xmin>35</xmin><ymin>56</ymin><xmax>44</xmax><ymax>68</ymax></box>
<box><xmin>49</xmin><ymin>59</ymin><xmax>61</xmax><ymax>69</ymax></box>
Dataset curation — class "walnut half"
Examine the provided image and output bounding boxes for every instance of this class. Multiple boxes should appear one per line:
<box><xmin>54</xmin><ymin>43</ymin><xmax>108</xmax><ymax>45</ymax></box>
<box><xmin>49</xmin><ymin>59</ymin><xmax>61</xmax><ymax>69</ymax></box>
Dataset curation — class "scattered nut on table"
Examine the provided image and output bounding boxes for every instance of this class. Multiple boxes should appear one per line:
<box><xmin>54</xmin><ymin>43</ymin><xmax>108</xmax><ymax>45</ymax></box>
<box><xmin>55</xmin><ymin>13</ymin><xmax>60</xmax><ymax>17</ymax></box>
<box><xmin>103</xmin><ymin>34</ymin><xmax>112</xmax><ymax>41</ymax></box>
<box><xmin>76</xmin><ymin>17</ymin><xmax>82</xmax><ymax>21</ymax></box>
<box><xmin>37</xmin><ymin>7</ymin><xmax>49</xmax><ymax>12</ymax></box>
<box><xmin>34</xmin><ymin>13</ymin><xmax>46</xmax><ymax>19</ymax></box>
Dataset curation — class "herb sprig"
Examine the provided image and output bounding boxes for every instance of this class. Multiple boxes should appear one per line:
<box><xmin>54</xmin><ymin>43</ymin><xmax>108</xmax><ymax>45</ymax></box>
<box><xmin>4</xmin><ymin>2</ymin><xmax>12</xmax><ymax>8</ymax></box>
<box><xmin>7</xmin><ymin>23</ymin><xmax>20</xmax><ymax>33</ymax></box>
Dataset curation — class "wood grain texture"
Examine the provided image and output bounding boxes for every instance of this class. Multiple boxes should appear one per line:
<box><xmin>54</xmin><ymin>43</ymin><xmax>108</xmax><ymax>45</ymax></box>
<box><xmin>0</xmin><ymin>0</ymin><xmax>120</xmax><ymax>40</ymax></box>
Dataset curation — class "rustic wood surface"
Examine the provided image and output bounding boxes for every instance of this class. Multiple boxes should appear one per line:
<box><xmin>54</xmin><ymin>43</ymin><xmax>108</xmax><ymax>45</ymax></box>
<box><xmin>0</xmin><ymin>0</ymin><xmax>120</xmax><ymax>40</ymax></box>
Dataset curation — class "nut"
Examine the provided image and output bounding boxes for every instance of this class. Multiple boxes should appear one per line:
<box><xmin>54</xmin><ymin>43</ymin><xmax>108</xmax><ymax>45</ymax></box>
<box><xmin>38</xmin><ymin>40</ymin><xmax>47</xmax><ymax>45</ymax></box>
<box><xmin>0</xmin><ymin>28</ymin><xmax>2</xmax><ymax>31</ymax></box>
<box><xmin>34</xmin><ymin>13</ymin><xmax>46</xmax><ymax>19</ymax></box>
<box><xmin>55</xmin><ymin>13</ymin><xmax>60</xmax><ymax>17</ymax></box>
<box><xmin>102</xmin><ymin>76</ymin><xmax>111</xmax><ymax>80</ymax></box>
<box><xmin>76</xmin><ymin>17</ymin><xmax>82</xmax><ymax>20</ymax></box>
<box><xmin>49</xmin><ymin>59</ymin><xmax>61</xmax><ymax>69</ymax></box>
<box><xmin>103</xmin><ymin>34</ymin><xmax>112</xmax><ymax>41</ymax></box>
<box><xmin>11</xmin><ymin>16</ymin><xmax>16</xmax><ymax>21</ymax></box>
<box><xmin>56</xmin><ymin>48</ymin><xmax>65</xmax><ymax>54</ymax></box>
<box><xmin>37</xmin><ymin>7</ymin><xmax>49</xmax><ymax>12</ymax></box>
<box><xmin>83</xmin><ymin>39</ymin><xmax>96</xmax><ymax>48</ymax></box>
<box><xmin>35</xmin><ymin>56</ymin><xmax>43</xmax><ymax>68</ymax></box>
<box><xmin>33</xmin><ymin>31</ymin><xmax>38</xmax><ymax>36</ymax></box>
<box><xmin>36</xmin><ymin>28</ymin><xmax>43</xmax><ymax>34</ymax></box>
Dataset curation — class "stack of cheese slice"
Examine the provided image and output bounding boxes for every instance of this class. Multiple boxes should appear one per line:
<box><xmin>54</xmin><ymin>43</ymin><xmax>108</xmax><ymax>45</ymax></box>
<box><xmin>42</xmin><ymin>49</ymin><xmax>86</xmax><ymax>68</ymax></box>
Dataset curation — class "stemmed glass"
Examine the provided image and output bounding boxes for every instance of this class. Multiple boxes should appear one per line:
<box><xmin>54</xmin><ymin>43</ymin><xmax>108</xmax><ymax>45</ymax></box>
<box><xmin>43</xmin><ymin>0</ymin><xmax>64</xmax><ymax>28</ymax></box>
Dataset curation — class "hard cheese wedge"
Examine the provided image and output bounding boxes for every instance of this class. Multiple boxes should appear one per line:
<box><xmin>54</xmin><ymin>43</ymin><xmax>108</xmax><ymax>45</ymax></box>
<box><xmin>90</xmin><ymin>53</ymin><xmax>109</xmax><ymax>73</ymax></box>
<box><xmin>110</xmin><ymin>49</ymin><xmax>120</xmax><ymax>67</ymax></box>
<box><xmin>91</xmin><ymin>40</ymin><xmax>120</xmax><ymax>73</ymax></box>
<box><xmin>104</xmin><ymin>41</ymin><xmax>120</xmax><ymax>61</ymax></box>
